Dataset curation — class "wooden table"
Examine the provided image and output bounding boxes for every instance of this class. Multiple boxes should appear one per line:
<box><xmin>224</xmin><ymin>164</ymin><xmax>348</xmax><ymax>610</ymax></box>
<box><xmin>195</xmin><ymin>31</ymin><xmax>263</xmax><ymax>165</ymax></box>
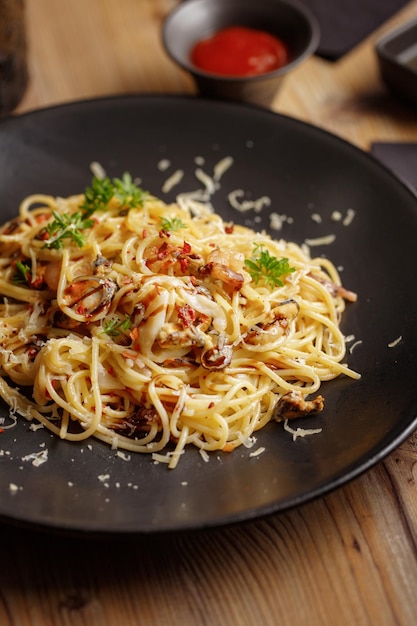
<box><xmin>2</xmin><ymin>1</ymin><xmax>417</xmax><ymax>624</ymax></box>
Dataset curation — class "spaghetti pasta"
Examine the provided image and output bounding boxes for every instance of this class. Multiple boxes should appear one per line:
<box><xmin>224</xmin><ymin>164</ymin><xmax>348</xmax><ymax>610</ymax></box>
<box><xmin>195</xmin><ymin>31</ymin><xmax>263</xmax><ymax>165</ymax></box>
<box><xmin>0</xmin><ymin>173</ymin><xmax>359</xmax><ymax>468</ymax></box>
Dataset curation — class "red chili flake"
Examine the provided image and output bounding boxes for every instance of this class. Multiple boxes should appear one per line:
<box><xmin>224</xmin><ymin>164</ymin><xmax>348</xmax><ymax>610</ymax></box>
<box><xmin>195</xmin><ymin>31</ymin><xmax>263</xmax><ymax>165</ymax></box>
<box><xmin>179</xmin><ymin>257</ymin><xmax>190</xmax><ymax>273</ymax></box>
<box><xmin>225</xmin><ymin>222</ymin><xmax>235</xmax><ymax>234</ymax></box>
<box><xmin>142</xmin><ymin>229</ymin><xmax>148</xmax><ymax>239</ymax></box>
<box><xmin>0</xmin><ymin>428</ymin><xmax>4</xmax><ymax>433</ymax></box>
<box><xmin>76</xmin><ymin>304</ymin><xmax>87</xmax><ymax>315</ymax></box>
<box><xmin>30</xmin><ymin>276</ymin><xmax>44</xmax><ymax>289</ymax></box>
<box><xmin>27</xmin><ymin>346</ymin><xmax>39</xmax><ymax>360</ymax></box>
<box><xmin>129</xmin><ymin>327</ymin><xmax>141</xmax><ymax>351</ymax></box>
<box><xmin>208</xmin><ymin>402</ymin><xmax>215</xmax><ymax>409</ymax></box>
<box><xmin>107</xmin><ymin>366</ymin><xmax>115</xmax><ymax>376</ymax></box>
<box><xmin>37</xmin><ymin>229</ymin><xmax>50</xmax><ymax>241</ymax></box>
<box><xmin>178</xmin><ymin>304</ymin><xmax>196</xmax><ymax>328</ymax></box>
<box><xmin>157</xmin><ymin>241</ymin><xmax>171</xmax><ymax>260</ymax></box>
<box><xmin>35</xmin><ymin>213</ymin><xmax>51</xmax><ymax>224</ymax></box>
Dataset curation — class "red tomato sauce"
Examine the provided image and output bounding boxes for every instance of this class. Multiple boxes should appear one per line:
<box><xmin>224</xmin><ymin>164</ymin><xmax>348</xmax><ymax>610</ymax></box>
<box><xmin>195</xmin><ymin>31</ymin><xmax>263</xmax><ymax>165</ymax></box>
<box><xmin>191</xmin><ymin>26</ymin><xmax>289</xmax><ymax>77</ymax></box>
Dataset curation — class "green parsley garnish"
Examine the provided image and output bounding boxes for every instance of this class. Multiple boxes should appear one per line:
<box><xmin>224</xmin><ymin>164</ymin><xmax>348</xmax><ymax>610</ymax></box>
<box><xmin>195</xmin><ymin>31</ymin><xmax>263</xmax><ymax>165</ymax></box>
<box><xmin>160</xmin><ymin>216</ymin><xmax>187</xmax><ymax>232</ymax></box>
<box><xmin>43</xmin><ymin>210</ymin><xmax>95</xmax><ymax>250</ymax></box>
<box><xmin>12</xmin><ymin>260</ymin><xmax>31</xmax><ymax>284</ymax></box>
<box><xmin>81</xmin><ymin>173</ymin><xmax>146</xmax><ymax>216</ymax></box>
<box><xmin>101</xmin><ymin>316</ymin><xmax>131</xmax><ymax>337</ymax></box>
<box><xmin>244</xmin><ymin>244</ymin><xmax>295</xmax><ymax>288</ymax></box>
<box><xmin>81</xmin><ymin>175</ymin><xmax>114</xmax><ymax>217</ymax></box>
<box><xmin>43</xmin><ymin>172</ymin><xmax>146</xmax><ymax>250</ymax></box>
<box><xmin>113</xmin><ymin>173</ymin><xmax>146</xmax><ymax>210</ymax></box>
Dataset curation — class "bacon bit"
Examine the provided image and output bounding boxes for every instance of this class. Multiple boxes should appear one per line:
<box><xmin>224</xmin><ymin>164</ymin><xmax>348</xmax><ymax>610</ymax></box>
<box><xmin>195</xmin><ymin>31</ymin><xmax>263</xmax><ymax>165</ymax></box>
<box><xmin>157</xmin><ymin>241</ymin><xmax>171</xmax><ymax>259</ymax></box>
<box><xmin>30</xmin><ymin>276</ymin><xmax>44</xmax><ymax>289</ymax></box>
<box><xmin>0</xmin><ymin>428</ymin><xmax>4</xmax><ymax>433</ymax></box>
<box><xmin>67</xmin><ymin>281</ymin><xmax>89</xmax><ymax>300</ymax></box>
<box><xmin>27</xmin><ymin>346</ymin><xmax>40</xmax><ymax>361</ymax></box>
<box><xmin>182</xmin><ymin>241</ymin><xmax>192</xmax><ymax>254</ymax></box>
<box><xmin>122</xmin><ymin>349</ymin><xmax>137</xmax><ymax>359</ymax></box>
<box><xmin>129</xmin><ymin>327</ymin><xmax>141</xmax><ymax>351</ymax></box>
<box><xmin>34</xmin><ymin>212</ymin><xmax>51</xmax><ymax>224</ymax></box>
<box><xmin>178</xmin><ymin>304</ymin><xmax>196</xmax><ymax>328</ymax></box>
<box><xmin>222</xmin><ymin>443</ymin><xmax>235</xmax><ymax>452</ymax></box>
<box><xmin>179</xmin><ymin>256</ymin><xmax>190</xmax><ymax>273</ymax></box>
<box><xmin>37</xmin><ymin>228</ymin><xmax>50</xmax><ymax>241</ymax></box>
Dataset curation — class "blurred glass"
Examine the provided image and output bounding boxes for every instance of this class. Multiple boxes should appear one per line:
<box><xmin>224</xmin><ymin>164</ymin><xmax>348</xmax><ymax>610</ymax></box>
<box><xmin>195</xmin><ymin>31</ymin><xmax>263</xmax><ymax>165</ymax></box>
<box><xmin>0</xmin><ymin>0</ymin><xmax>28</xmax><ymax>116</ymax></box>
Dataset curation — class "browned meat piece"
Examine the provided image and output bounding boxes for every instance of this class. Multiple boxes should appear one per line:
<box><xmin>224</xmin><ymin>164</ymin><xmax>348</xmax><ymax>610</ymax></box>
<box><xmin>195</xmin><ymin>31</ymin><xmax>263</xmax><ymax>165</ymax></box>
<box><xmin>114</xmin><ymin>406</ymin><xmax>162</xmax><ymax>438</ymax></box>
<box><xmin>274</xmin><ymin>390</ymin><xmax>324</xmax><ymax>421</ymax></box>
<box><xmin>310</xmin><ymin>273</ymin><xmax>357</xmax><ymax>303</ymax></box>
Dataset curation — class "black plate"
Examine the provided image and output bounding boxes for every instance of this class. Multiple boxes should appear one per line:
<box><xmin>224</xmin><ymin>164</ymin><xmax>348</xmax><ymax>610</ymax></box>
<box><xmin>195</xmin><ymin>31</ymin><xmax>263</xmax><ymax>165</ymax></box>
<box><xmin>0</xmin><ymin>95</ymin><xmax>416</xmax><ymax>535</ymax></box>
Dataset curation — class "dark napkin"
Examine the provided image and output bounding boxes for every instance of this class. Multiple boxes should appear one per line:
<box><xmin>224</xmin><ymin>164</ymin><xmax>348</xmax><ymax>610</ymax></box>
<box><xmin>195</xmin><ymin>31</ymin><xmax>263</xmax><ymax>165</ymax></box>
<box><xmin>371</xmin><ymin>142</ymin><xmax>417</xmax><ymax>191</ymax></box>
<box><xmin>302</xmin><ymin>0</ymin><xmax>410</xmax><ymax>60</ymax></box>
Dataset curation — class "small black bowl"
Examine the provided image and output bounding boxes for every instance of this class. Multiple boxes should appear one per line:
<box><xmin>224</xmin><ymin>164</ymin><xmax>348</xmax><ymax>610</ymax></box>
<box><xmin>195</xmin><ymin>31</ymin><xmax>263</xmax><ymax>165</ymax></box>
<box><xmin>162</xmin><ymin>0</ymin><xmax>320</xmax><ymax>108</ymax></box>
<box><xmin>376</xmin><ymin>17</ymin><xmax>417</xmax><ymax>106</ymax></box>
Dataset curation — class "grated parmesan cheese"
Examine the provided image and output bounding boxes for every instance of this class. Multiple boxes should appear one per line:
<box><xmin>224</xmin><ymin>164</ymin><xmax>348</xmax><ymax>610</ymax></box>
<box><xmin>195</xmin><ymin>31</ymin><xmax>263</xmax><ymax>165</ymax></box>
<box><xmin>195</xmin><ymin>168</ymin><xmax>217</xmax><ymax>195</ymax></box>
<box><xmin>90</xmin><ymin>161</ymin><xmax>106</xmax><ymax>179</ymax></box>
<box><xmin>249</xmin><ymin>447</ymin><xmax>265</xmax><ymax>457</ymax></box>
<box><xmin>213</xmin><ymin>156</ymin><xmax>233</xmax><ymax>181</ymax></box>
<box><xmin>269</xmin><ymin>213</ymin><xmax>293</xmax><ymax>231</ymax></box>
<box><xmin>311</xmin><ymin>213</ymin><xmax>322</xmax><ymax>224</ymax></box>
<box><xmin>162</xmin><ymin>169</ymin><xmax>184</xmax><ymax>193</ymax></box>
<box><xmin>116</xmin><ymin>450</ymin><xmax>131</xmax><ymax>461</ymax></box>
<box><xmin>343</xmin><ymin>208</ymin><xmax>356</xmax><ymax>226</ymax></box>
<box><xmin>388</xmin><ymin>336</ymin><xmax>402</xmax><ymax>348</ymax></box>
<box><xmin>157</xmin><ymin>159</ymin><xmax>171</xmax><ymax>171</ymax></box>
<box><xmin>349</xmin><ymin>340</ymin><xmax>363</xmax><ymax>353</ymax></box>
<box><xmin>22</xmin><ymin>449</ymin><xmax>48</xmax><ymax>467</ymax></box>
<box><xmin>228</xmin><ymin>189</ymin><xmax>271</xmax><ymax>213</ymax></box>
<box><xmin>304</xmin><ymin>234</ymin><xmax>336</xmax><ymax>246</ymax></box>
<box><xmin>283</xmin><ymin>419</ymin><xmax>322</xmax><ymax>441</ymax></box>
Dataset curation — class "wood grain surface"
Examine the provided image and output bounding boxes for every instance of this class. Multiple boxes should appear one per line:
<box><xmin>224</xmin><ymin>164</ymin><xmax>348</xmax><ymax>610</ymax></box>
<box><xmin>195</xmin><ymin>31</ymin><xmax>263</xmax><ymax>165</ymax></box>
<box><xmin>1</xmin><ymin>1</ymin><xmax>417</xmax><ymax>624</ymax></box>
